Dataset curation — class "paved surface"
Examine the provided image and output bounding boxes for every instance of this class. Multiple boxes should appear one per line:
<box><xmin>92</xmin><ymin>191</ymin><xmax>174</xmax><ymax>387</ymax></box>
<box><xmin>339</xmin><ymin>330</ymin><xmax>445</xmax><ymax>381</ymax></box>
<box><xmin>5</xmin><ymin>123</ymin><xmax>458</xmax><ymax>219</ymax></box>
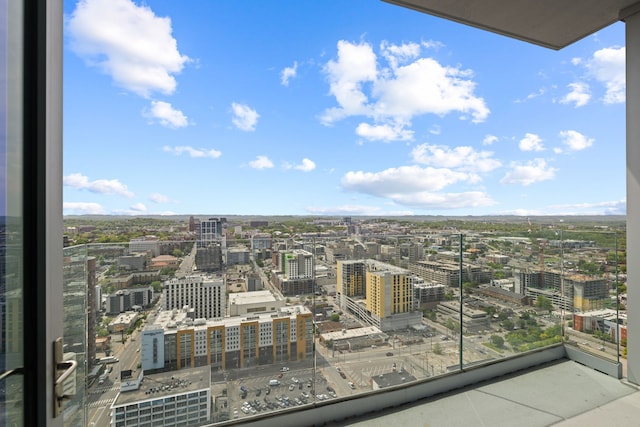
<box><xmin>329</xmin><ymin>360</ymin><xmax>640</xmax><ymax>427</ymax></box>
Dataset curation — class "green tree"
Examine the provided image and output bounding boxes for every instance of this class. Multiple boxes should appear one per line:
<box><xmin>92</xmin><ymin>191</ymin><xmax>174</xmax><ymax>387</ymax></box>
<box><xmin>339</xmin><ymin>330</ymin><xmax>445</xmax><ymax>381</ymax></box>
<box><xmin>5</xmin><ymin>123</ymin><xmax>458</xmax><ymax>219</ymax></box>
<box><xmin>433</xmin><ymin>343</ymin><xmax>443</xmax><ymax>355</ymax></box>
<box><xmin>330</xmin><ymin>313</ymin><xmax>340</xmax><ymax>322</ymax></box>
<box><xmin>502</xmin><ymin>319</ymin><xmax>514</xmax><ymax>331</ymax></box>
<box><xmin>462</xmin><ymin>282</ymin><xmax>476</xmax><ymax>294</ymax></box>
<box><xmin>446</xmin><ymin>318</ymin><xmax>459</xmax><ymax>331</ymax></box>
<box><xmin>159</xmin><ymin>267</ymin><xmax>175</xmax><ymax>277</ymax></box>
<box><xmin>490</xmin><ymin>335</ymin><xmax>504</xmax><ymax>348</ymax></box>
<box><xmin>150</xmin><ymin>280</ymin><xmax>162</xmax><ymax>293</ymax></box>
<box><xmin>484</xmin><ymin>306</ymin><xmax>497</xmax><ymax>317</ymax></box>
<box><xmin>536</xmin><ymin>295</ymin><xmax>554</xmax><ymax>312</ymax></box>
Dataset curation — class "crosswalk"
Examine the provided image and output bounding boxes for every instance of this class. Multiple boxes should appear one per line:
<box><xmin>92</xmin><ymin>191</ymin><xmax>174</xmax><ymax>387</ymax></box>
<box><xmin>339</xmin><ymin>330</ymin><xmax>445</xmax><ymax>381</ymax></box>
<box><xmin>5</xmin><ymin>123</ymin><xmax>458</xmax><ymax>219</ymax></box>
<box><xmin>88</xmin><ymin>397</ymin><xmax>115</xmax><ymax>409</ymax></box>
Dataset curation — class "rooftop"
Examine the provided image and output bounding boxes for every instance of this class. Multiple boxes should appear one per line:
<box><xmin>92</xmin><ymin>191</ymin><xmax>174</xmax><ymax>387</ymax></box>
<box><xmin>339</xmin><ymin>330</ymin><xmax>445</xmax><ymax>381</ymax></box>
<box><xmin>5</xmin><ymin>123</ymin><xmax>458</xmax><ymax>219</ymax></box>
<box><xmin>228</xmin><ymin>290</ymin><xmax>278</xmax><ymax>305</ymax></box>
<box><xmin>112</xmin><ymin>366</ymin><xmax>210</xmax><ymax>407</ymax></box>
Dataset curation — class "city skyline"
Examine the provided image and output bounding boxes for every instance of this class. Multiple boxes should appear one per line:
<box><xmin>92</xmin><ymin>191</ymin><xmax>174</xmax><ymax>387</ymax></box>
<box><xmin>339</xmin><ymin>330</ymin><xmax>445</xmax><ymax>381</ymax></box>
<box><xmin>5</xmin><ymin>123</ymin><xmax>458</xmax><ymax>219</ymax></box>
<box><xmin>63</xmin><ymin>0</ymin><xmax>626</xmax><ymax>217</ymax></box>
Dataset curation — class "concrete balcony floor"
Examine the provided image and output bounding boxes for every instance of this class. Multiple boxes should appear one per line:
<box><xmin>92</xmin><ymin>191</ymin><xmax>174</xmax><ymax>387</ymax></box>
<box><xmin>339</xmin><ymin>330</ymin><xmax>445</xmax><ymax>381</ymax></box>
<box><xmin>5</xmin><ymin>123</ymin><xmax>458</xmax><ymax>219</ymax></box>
<box><xmin>329</xmin><ymin>360</ymin><xmax>640</xmax><ymax>427</ymax></box>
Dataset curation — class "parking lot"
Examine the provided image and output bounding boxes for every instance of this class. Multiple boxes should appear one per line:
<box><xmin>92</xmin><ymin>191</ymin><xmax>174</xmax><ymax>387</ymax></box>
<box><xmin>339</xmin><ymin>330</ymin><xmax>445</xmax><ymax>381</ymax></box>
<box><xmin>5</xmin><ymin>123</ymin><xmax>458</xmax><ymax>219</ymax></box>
<box><xmin>224</xmin><ymin>366</ymin><xmax>335</xmax><ymax>420</ymax></box>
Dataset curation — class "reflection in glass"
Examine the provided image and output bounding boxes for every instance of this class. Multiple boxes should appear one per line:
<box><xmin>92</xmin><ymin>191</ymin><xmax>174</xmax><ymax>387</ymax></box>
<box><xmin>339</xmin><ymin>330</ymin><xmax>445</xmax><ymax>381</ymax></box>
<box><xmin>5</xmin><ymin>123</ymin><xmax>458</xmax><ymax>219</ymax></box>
<box><xmin>1</xmin><ymin>0</ymin><xmax>24</xmax><ymax>424</ymax></box>
<box><xmin>59</xmin><ymin>220</ymin><xmax>627</xmax><ymax>425</ymax></box>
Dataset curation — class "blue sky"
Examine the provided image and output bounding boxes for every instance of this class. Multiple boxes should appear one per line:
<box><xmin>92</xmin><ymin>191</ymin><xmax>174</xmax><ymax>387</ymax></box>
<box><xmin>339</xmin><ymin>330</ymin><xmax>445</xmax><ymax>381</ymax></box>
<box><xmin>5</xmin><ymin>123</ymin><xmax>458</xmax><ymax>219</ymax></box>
<box><xmin>62</xmin><ymin>0</ymin><xmax>627</xmax><ymax>217</ymax></box>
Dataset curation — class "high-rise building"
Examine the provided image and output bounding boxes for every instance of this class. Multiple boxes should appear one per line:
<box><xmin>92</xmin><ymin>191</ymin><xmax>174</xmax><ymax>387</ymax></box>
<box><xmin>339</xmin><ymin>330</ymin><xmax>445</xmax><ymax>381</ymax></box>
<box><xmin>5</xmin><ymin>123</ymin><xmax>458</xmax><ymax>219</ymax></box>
<box><xmin>279</xmin><ymin>249</ymin><xmax>314</xmax><ymax>280</ymax></box>
<box><xmin>129</xmin><ymin>237</ymin><xmax>160</xmax><ymax>257</ymax></box>
<box><xmin>163</xmin><ymin>275</ymin><xmax>226</xmax><ymax>319</ymax></box>
<box><xmin>195</xmin><ymin>217</ymin><xmax>225</xmax><ymax>247</ymax></box>
<box><xmin>62</xmin><ymin>254</ymin><xmax>97</xmax><ymax>367</ymax></box>
<box><xmin>366</xmin><ymin>262</ymin><xmax>412</xmax><ymax>319</ymax></box>
<box><xmin>337</xmin><ymin>260</ymin><xmax>366</xmax><ymax>298</ymax></box>
<box><xmin>194</xmin><ymin>243</ymin><xmax>223</xmax><ymax>272</ymax></box>
<box><xmin>336</xmin><ymin>260</ymin><xmax>420</xmax><ymax>331</ymax></box>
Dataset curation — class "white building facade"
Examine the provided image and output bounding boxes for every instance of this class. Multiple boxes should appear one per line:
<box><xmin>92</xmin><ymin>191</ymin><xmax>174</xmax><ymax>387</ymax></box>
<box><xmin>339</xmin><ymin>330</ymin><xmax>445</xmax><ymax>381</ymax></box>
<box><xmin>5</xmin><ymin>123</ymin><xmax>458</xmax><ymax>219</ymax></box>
<box><xmin>163</xmin><ymin>274</ymin><xmax>226</xmax><ymax>319</ymax></box>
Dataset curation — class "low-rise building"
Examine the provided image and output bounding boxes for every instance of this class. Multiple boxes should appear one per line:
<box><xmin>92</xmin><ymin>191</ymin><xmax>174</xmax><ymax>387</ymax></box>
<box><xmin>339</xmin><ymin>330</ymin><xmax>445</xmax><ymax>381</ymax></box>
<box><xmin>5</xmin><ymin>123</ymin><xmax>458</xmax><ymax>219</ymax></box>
<box><xmin>109</xmin><ymin>311</ymin><xmax>139</xmax><ymax>333</ymax></box>
<box><xmin>371</xmin><ymin>370</ymin><xmax>418</xmax><ymax>390</ymax></box>
<box><xmin>106</xmin><ymin>287</ymin><xmax>154</xmax><ymax>315</ymax></box>
<box><xmin>110</xmin><ymin>366</ymin><xmax>211</xmax><ymax>427</ymax></box>
<box><xmin>227</xmin><ymin>290</ymin><xmax>283</xmax><ymax>316</ymax></box>
<box><xmin>436</xmin><ymin>301</ymin><xmax>490</xmax><ymax>333</ymax></box>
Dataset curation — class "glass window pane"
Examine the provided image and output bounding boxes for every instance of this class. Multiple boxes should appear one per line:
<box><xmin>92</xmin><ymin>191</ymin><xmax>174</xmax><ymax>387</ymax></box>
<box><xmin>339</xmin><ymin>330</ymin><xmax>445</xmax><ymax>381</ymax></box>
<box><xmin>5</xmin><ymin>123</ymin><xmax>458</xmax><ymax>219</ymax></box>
<box><xmin>1</xmin><ymin>0</ymin><xmax>24</xmax><ymax>424</ymax></box>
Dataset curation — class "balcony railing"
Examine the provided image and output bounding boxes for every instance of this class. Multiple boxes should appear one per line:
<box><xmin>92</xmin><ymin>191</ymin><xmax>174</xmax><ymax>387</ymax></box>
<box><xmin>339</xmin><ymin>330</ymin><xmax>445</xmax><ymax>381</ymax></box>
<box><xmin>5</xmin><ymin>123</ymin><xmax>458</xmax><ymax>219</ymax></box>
<box><xmin>62</xmin><ymin>226</ymin><xmax>625</xmax><ymax>426</ymax></box>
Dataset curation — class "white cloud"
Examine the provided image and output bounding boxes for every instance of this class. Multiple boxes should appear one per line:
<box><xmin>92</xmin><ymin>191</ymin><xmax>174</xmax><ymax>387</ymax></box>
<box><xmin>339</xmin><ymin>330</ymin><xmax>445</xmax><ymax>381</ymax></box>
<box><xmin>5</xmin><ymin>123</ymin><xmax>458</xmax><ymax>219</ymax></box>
<box><xmin>130</xmin><ymin>202</ymin><xmax>147</xmax><ymax>212</ymax></box>
<box><xmin>343</xmin><ymin>165</ymin><xmax>471</xmax><ymax>195</ymax></box>
<box><xmin>231</xmin><ymin>102</ymin><xmax>260</xmax><ymax>131</ymax></box>
<box><xmin>63</xmin><ymin>173</ymin><xmax>134</xmax><ymax>198</ymax></box>
<box><xmin>411</xmin><ymin>143</ymin><xmax>501</xmax><ymax>174</ymax></box>
<box><xmin>321</xmin><ymin>39</ymin><xmax>489</xmax><ymax>140</ymax></box>
<box><xmin>519</xmin><ymin>133</ymin><xmax>545</xmax><ymax>152</ymax></box>
<box><xmin>294</xmin><ymin>158</ymin><xmax>316</xmax><ymax>172</ymax></box>
<box><xmin>547</xmin><ymin>199</ymin><xmax>626</xmax><ymax>215</ymax></box>
<box><xmin>145</xmin><ymin>100</ymin><xmax>188</xmax><ymax>128</ymax></box>
<box><xmin>558</xmin><ymin>130</ymin><xmax>594</xmax><ymax>152</ymax></box>
<box><xmin>163</xmin><ymin>145</ymin><xmax>221</xmax><ymax>158</ymax></box>
<box><xmin>149</xmin><ymin>193</ymin><xmax>170</xmax><ymax>203</ymax></box>
<box><xmin>63</xmin><ymin>202</ymin><xmax>106</xmax><ymax>215</ymax></box>
<box><xmin>321</xmin><ymin>41</ymin><xmax>377</xmax><ymax>124</ymax></box>
<box><xmin>516</xmin><ymin>87</ymin><xmax>546</xmax><ymax>103</ymax></box>
<box><xmin>587</xmin><ymin>46</ymin><xmax>625</xmax><ymax>104</ymax></box>
<box><xmin>560</xmin><ymin>82</ymin><xmax>591</xmax><ymax>107</ymax></box>
<box><xmin>305</xmin><ymin>205</ymin><xmax>414</xmax><ymax>216</ymax></box>
<box><xmin>421</xmin><ymin>40</ymin><xmax>445</xmax><ymax>50</ymax></box>
<box><xmin>340</xmin><ymin>164</ymin><xmax>494</xmax><ymax>209</ymax></box>
<box><xmin>379</xmin><ymin>41</ymin><xmax>421</xmax><ymax>70</ymax></box>
<box><xmin>504</xmin><ymin>200</ymin><xmax>626</xmax><ymax>216</ymax></box>
<box><xmin>355</xmin><ymin>122</ymin><xmax>414</xmax><ymax>142</ymax></box>
<box><xmin>67</xmin><ymin>0</ymin><xmax>190</xmax><ymax>98</ymax></box>
<box><xmin>249</xmin><ymin>155</ymin><xmax>274</xmax><ymax>170</ymax></box>
<box><xmin>483</xmin><ymin>135</ymin><xmax>498</xmax><ymax>146</ymax></box>
<box><xmin>388</xmin><ymin>191</ymin><xmax>495</xmax><ymax>209</ymax></box>
<box><xmin>281</xmin><ymin>61</ymin><xmax>298</xmax><ymax>86</ymax></box>
<box><xmin>500</xmin><ymin>159</ymin><xmax>557</xmax><ymax>186</ymax></box>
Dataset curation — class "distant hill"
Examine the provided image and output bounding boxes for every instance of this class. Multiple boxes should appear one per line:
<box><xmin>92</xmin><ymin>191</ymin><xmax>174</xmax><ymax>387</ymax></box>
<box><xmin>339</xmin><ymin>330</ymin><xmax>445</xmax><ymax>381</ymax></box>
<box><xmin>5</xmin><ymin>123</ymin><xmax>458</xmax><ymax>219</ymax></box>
<box><xmin>62</xmin><ymin>214</ymin><xmax>626</xmax><ymax>224</ymax></box>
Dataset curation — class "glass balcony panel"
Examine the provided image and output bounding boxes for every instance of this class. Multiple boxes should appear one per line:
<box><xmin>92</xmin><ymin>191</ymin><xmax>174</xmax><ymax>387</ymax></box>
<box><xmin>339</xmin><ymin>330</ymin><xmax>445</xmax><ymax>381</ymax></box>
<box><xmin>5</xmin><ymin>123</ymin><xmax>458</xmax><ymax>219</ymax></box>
<box><xmin>560</xmin><ymin>229</ymin><xmax>625</xmax><ymax>364</ymax></box>
<box><xmin>455</xmin><ymin>225</ymin><xmax>563</xmax><ymax>369</ymax></box>
<box><xmin>71</xmin><ymin>224</ymin><xmax>625</xmax><ymax>426</ymax></box>
<box><xmin>62</xmin><ymin>244</ymin><xmax>89</xmax><ymax>426</ymax></box>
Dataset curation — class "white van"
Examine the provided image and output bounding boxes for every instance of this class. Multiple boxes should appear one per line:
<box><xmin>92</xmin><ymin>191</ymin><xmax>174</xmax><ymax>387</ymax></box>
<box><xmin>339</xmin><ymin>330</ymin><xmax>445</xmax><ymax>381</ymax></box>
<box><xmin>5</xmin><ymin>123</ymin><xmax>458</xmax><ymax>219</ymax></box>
<box><xmin>269</xmin><ymin>379</ymin><xmax>280</xmax><ymax>386</ymax></box>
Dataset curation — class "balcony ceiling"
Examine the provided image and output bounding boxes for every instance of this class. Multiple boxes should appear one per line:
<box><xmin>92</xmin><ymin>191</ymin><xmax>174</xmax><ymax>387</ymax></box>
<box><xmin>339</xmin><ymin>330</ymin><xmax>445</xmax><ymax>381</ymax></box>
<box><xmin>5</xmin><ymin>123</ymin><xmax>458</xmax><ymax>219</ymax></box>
<box><xmin>384</xmin><ymin>0</ymin><xmax>640</xmax><ymax>49</ymax></box>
